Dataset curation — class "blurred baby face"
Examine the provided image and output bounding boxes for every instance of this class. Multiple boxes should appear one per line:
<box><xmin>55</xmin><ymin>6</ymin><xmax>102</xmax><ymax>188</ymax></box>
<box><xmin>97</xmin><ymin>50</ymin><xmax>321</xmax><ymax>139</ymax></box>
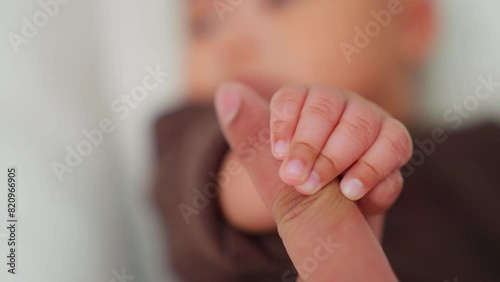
<box><xmin>186</xmin><ymin>0</ymin><xmax>433</xmax><ymax>115</ymax></box>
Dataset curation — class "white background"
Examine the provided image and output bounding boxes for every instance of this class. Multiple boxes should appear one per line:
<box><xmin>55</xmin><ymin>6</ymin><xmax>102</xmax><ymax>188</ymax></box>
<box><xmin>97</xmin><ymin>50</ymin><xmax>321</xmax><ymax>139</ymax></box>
<box><xmin>0</xmin><ymin>1</ymin><xmax>499</xmax><ymax>282</ymax></box>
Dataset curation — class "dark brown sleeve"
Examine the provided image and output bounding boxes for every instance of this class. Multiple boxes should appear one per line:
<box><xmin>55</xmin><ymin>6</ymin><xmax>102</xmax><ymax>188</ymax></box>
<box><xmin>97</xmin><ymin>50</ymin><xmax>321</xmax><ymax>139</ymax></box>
<box><xmin>152</xmin><ymin>104</ymin><xmax>295</xmax><ymax>282</ymax></box>
<box><xmin>384</xmin><ymin>122</ymin><xmax>500</xmax><ymax>281</ymax></box>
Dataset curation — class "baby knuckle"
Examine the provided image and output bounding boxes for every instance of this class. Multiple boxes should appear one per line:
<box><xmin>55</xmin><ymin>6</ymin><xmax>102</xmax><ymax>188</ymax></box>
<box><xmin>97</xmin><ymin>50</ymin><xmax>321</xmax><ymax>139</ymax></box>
<box><xmin>318</xmin><ymin>152</ymin><xmax>342</xmax><ymax>176</ymax></box>
<box><xmin>270</xmin><ymin>101</ymin><xmax>297</xmax><ymax>121</ymax></box>
<box><xmin>303</xmin><ymin>99</ymin><xmax>335</xmax><ymax>120</ymax></box>
<box><xmin>359</xmin><ymin>159</ymin><xmax>382</xmax><ymax>182</ymax></box>
<box><xmin>273</xmin><ymin>85</ymin><xmax>308</xmax><ymax>103</ymax></box>
<box><xmin>342</xmin><ymin>116</ymin><xmax>374</xmax><ymax>147</ymax></box>
<box><xmin>294</xmin><ymin>139</ymin><xmax>321</xmax><ymax>154</ymax></box>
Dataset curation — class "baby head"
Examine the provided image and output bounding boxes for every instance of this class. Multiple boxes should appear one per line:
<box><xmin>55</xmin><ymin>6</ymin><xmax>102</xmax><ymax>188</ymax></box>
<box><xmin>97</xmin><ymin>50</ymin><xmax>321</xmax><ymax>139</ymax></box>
<box><xmin>185</xmin><ymin>0</ymin><xmax>436</xmax><ymax>121</ymax></box>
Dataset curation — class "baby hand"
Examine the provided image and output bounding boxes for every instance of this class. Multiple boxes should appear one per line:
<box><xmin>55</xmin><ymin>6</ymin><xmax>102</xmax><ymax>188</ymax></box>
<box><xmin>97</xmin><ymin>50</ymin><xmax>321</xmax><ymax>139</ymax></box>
<box><xmin>270</xmin><ymin>86</ymin><xmax>413</xmax><ymax>207</ymax></box>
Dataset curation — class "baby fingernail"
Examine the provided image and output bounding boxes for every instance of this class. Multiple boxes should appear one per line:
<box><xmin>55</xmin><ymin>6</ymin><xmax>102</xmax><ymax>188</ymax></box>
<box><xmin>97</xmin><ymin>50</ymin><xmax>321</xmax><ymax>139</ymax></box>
<box><xmin>299</xmin><ymin>172</ymin><xmax>320</xmax><ymax>195</ymax></box>
<box><xmin>274</xmin><ymin>141</ymin><xmax>289</xmax><ymax>158</ymax></box>
<box><xmin>341</xmin><ymin>178</ymin><xmax>365</xmax><ymax>201</ymax></box>
<box><xmin>285</xmin><ymin>160</ymin><xmax>304</xmax><ymax>179</ymax></box>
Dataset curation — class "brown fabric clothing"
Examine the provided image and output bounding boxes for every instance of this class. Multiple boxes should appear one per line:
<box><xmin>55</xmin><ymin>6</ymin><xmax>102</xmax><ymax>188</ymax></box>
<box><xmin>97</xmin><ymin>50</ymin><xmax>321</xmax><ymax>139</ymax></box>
<box><xmin>153</xmin><ymin>104</ymin><xmax>500</xmax><ymax>282</ymax></box>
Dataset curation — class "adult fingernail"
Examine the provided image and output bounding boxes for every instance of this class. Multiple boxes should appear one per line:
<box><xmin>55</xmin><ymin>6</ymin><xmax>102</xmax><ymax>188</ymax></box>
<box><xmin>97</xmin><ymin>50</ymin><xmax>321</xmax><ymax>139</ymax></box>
<box><xmin>298</xmin><ymin>171</ymin><xmax>320</xmax><ymax>195</ymax></box>
<box><xmin>215</xmin><ymin>85</ymin><xmax>241</xmax><ymax>125</ymax></box>
<box><xmin>274</xmin><ymin>141</ymin><xmax>289</xmax><ymax>159</ymax></box>
<box><xmin>341</xmin><ymin>178</ymin><xmax>365</xmax><ymax>201</ymax></box>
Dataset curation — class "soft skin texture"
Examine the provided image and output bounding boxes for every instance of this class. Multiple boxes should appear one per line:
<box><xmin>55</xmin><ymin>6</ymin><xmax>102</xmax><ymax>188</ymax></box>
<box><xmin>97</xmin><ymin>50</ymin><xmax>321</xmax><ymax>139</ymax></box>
<box><xmin>215</xmin><ymin>83</ymin><xmax>398</xmax><ymax>281</ymax></box>
<box><xmin>187</xmin><ymin>0</ymin><xmax>435</xmax><ymax>232</ymax></box>
<box><xmin>187</xmin><ymin>0</ymin><xmax>434</xmax><ymax>118</ymax></box>
<box><xmin>219</xmin><ymin>84</ymin><xmax>413</xmax><ymax>238</ymax></box>
<box><xmin>269</xmin><ymin>86</ymin><xmax>412</xmax><ymax>200</ymax></box>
